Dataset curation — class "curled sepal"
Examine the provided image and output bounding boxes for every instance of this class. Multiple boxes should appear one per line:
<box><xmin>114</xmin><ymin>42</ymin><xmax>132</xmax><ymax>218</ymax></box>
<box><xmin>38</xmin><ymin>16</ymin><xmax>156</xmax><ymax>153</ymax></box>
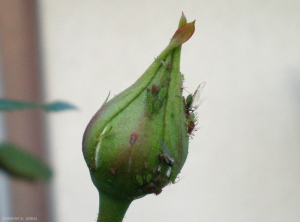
<box><xmin>170</xmin><ymin>20</ymin><xmax>195</xmax><ymax>48</ymax></box>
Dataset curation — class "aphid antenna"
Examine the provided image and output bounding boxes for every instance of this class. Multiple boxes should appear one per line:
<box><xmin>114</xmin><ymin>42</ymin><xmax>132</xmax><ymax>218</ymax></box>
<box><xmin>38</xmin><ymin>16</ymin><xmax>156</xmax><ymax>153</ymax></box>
<box><xmin>173</xmin><ymin>175</ymin><xmax>186</xmax><ymax>184</ymax></box>
<box><xmin>183</xmin><ymin>87</ymin><xmax>191</xmax><ymax>94</ymax></box>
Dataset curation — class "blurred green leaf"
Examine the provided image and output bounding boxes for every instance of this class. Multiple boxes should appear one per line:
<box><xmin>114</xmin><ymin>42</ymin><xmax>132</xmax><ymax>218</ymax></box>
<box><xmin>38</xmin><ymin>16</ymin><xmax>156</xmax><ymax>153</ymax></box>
<box><xmin>0</xmin><ymin>142</ymin><xmax>52</xmax><ymax>181</ymax></box>
<box><xmin>0</xmin><ymin>99</ymin><xmax>77</xmax><ymax>112</ymax></box>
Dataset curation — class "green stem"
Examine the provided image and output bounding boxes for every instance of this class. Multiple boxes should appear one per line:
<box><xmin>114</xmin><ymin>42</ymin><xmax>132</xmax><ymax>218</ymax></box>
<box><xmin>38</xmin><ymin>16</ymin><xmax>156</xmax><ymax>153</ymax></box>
<box><xmin>97</xmin><ymin>192</ymin><xmax>132</xmax><ymax>222</ymax></box>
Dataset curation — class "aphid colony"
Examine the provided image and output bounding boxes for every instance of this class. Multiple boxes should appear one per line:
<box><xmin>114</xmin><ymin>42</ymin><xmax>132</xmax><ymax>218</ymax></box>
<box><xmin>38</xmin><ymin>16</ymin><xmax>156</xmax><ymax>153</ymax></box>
<box><xmin>145</xmin><ymin>61</ymin><xmax>172</xmax><ymax>115</ymax></box>
<box><xmin>135</xmin><ymin>141</ymin><xmax>175</xmax><ymax>196</ymax></box>
<box><xmin>183</xmin><ymin>82</ymin><xmax>206</xmax><ymax>136</ymax></box>
<box><xmin>146</xmin><ymin>83</ymin><xmax>168</xmax><ymax>114</ymax></box>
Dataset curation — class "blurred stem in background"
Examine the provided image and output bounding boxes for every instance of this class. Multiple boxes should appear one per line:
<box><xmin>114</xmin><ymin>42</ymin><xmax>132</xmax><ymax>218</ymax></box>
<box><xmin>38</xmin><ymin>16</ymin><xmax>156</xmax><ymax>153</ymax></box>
<box><xmin>0</xmin><ymin>1</ymin><xmax>53</xmax><ymax>221</ymax></box>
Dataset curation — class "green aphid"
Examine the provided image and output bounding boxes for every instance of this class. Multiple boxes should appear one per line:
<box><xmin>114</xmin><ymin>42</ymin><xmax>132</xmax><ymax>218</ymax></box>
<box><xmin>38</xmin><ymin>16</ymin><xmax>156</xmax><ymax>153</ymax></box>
<box><xmin>146</xmin><ymin>174</ymin><xmax>152</xmax><ymax>183</ymax></box>
<box><xmin>158</xmin><ymin>87</ymin><xmax>167</xmax><ymax>101</ymax></box>
<box><xmin>147</xmin><ymin>103</ymin><xmax>153</xmax><ymax>114</ymax></box>
<box><xmin>185</xmin><ymin>94</ymin><xmax>193</xmax><ymax>111</ymax></box>
<box><xmin>189</xmin><ymin>113</ymin><xmax>195</xmax><ymax>122</ymax></box>
<box><xmin>153</xmin><ymin>100</ymin><xmax>161</xmax><ymax>112</ymax></box>
<box><xmin>146</xmin><ymin>91</ymin><xmax>153</xmax><ymax>103</ymax></box>
<box><xmin>136</xmin><ymin>174</ymin><xmax>143</xmax><ymax>186</ymax></box>
<box><xmin>181</xmin><ymin>74</ymin><xmax>185</xmax><ymax>81</ymax></box>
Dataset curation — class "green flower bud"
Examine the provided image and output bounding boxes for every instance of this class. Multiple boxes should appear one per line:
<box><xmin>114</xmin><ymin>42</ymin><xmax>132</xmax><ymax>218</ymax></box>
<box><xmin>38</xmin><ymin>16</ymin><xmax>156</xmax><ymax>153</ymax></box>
<box><xmin>83</xmin><ymin>13</ymin><xmax>196</xmax><ymax>221</ymax></box>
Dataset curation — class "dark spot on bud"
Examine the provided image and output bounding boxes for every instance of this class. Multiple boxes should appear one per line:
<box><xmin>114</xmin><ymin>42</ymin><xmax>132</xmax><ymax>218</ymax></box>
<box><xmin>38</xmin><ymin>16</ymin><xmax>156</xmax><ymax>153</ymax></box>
<box><xmin>142</xmin><ymin>182</ymin><xmax>155</xmax><ymax>192</ymax></box>
<box><xmin>130</xmin><ymin>133</ymin><xmax>138</xmax><ymax>145</ymax></box>
<box><xmin>109</xmin><ymin>167</ymin><xmax>116</xmax><ymax>175</ymax></box>
<box><xmin>144</xmin><ymin>162</ymin><xmax>149</xmax><ymax>169</ymax></box>
<box><xmin>154</xmin><ymin>176</ymin><xmax>162</xmax><ymax>183</ymax></box>
<box><xmin>167</xmin><ymin>62</ymin><xmax>172</xmax><ymax>71</ymax></box>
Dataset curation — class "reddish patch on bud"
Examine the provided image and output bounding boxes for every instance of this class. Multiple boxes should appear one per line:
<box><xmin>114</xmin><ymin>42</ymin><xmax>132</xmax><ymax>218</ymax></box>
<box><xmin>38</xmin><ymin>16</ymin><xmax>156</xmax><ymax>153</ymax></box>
<box><xmin>170</xmin><ymin>21</ymin><xmax>195</xmax><ymax>47</ymax></box>
<box><xmin>130</xmin><ymin>133</ymin><xmax>138</xmax><ymax>145</ymax></box>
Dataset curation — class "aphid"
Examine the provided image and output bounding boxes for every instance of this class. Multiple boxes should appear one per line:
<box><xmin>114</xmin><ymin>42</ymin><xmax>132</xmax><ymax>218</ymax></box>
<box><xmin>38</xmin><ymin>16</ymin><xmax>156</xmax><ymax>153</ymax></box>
<box><xmin>154</xmin><ymin>176</ymin><xmax>162</xmax><ymax>183</ymax></box>
<box><xmin>146</xmin><ymin>174</ymin><xmax>152</xmax><ymax>183</ymax></box>
<box><xmin>185</xmin><ymin>82</ymin><xmax>206</xmax><ymax>113</ymax></box>
<box><xmin>147</xmin><ymin>103</ymin><xmax>153</xmax><ymax>114</ymax></box>
<box><xmin>158</xmin><ymin>87</ymin><xmax>167</xmax><ymax>101</ymax></box>
<box><xmin>187</xmin><ymin>120</ymin><xmax>195</xmax><ymax>134</ymax></box>
<box><xmin>136</xmin><ymin>174</ymin><xmax>143</xmax><ymax>186</ymax></box>
<box><xmin>153</xmin><ymin>188</ymin><xmax>162</xmax><ymax>195</ymax></box>
<box><xmin>142</xmin><ymin>182</ymin><xmax>155</xmax><ymax>192</ymax></box>
<box><xmin>184</xmin><ymin>82</ymin><xmax>205</xmax><ymax>135</ymax></box>
<box><xmin>159</xmin><ymin>141</ymin><xmax>175</xmax><ymax>166</ymax></box>
<box><xmin>130</xmin><ymin>133</ymin><xmax>138</xmax><ymax>145</ymax></box>
<box><xmin>146</xmin><ymin>90</ymin><xmax>153</xmax><ymax>103</ymax></box>
<box><xmin>158</xmin><ymin>153</ymin><xmax>175</xmax><ymax>166</ymax></box>
<box><xmin>151</xmin><ymin>84</ymin><xmax>160</xmax><ymax>94</ymax></box>
<box><xmin>153</xmin><ymin>100</ymin><xmax>161</xmax><ymax>112</ymax></box>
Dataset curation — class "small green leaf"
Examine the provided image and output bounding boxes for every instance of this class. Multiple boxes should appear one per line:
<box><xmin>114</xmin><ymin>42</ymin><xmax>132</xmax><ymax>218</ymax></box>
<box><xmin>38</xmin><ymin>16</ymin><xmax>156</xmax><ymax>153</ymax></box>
<box><xmin>0</xmin><ymin>142</ymin><xmax>52</xmax><ymax>181</ymax></box>
<box><xmin>0</xmin><ymin>99</ymin><xmax>77</xmax><ymax>112</ymax></box>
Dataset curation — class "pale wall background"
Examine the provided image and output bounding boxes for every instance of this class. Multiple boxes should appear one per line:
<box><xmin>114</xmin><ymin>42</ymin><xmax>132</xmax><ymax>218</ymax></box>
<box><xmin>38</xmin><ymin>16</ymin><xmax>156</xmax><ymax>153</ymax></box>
<box><xmin>39</xmin><ymin>1</ymin><xmax>300</xmax><ymax>221</ymax></box>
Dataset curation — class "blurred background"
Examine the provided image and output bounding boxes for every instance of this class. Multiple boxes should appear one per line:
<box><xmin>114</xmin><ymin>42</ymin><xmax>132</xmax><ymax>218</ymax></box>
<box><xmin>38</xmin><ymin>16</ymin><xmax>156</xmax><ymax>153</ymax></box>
<box><xmin>0</xmin><ymin>0</ymin><xmax>300</xmax><ymax>221</ymax></box>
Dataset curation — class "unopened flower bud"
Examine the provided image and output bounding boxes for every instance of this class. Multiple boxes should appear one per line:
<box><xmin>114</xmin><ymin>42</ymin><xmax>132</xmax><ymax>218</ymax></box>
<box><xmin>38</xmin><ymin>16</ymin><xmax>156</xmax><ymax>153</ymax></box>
<box><xmin>83</xmin><ymin>13</ymin><xmax>197</xmax><ymax>221</ymax></box>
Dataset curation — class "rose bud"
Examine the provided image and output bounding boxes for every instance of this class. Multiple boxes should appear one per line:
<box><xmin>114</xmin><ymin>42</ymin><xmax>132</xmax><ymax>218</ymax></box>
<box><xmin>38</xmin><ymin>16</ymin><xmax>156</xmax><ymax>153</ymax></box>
<box><xmin>83</xmin><ymin>13</ymin><xmax>196</xmax><ymax>221</ymax></box>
